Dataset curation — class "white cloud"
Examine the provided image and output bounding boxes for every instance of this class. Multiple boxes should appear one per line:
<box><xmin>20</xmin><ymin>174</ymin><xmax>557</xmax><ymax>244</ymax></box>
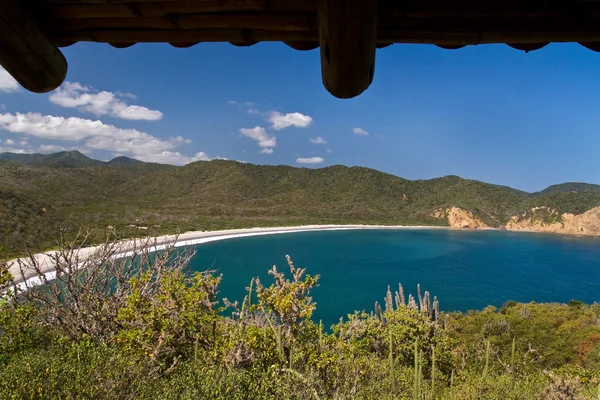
<box><xmin>247</xmin><ymin>108</ymin><xmax>261</xmax><ymax>115</ymax></box>
<box><xmin>268</xmin><ymin>111</ymin><xmax>313</xmax><ymax>130</ymax></box>
<box><xmin>229</xmin><ymin>100</ymin><xmax>254</xmax><ymax>107</ymax></box>
<box><xmin>327</xmin><ymin>148</ymin><xmax>333</xmax><ymax>153</ymax></box>
<box><xmin>39</xmin><ymin>144</ymin><xmax>68</xmax><ymax>153</ymax></box>
<box><xmin>0</xmin><ymin>112</ymin><xmax>207</xmax><ymax>165</ymax></box>
<box><xmin>239</xmin><ymin>126</ymin><xmax>276</xmax><ymax>152</ymax></box>
<box><xmin>310</xmin><ymin>136</ymin><xmax>327</xmax><ymax>145</ymax></box>
<box><xmin>0</xmin><ymin>67</ymin><xmax>19</xmax><ymax>93</ymax></box>
<box><xmin>135</xmin><ymin>150</ymin><xmax>210</xmax><ymax>165</ymax></box>
<box><xmin>296</xmin><ymin>157</ymin><xmax>324</xmax><ymax>164</ymax></box>
<box><xmin>353</xmin><ymin>127</ymin><xmax>369</xmax><ymax>136</ymax></box>
<box><xmin>49</xmin><ymin>82</ymin><xmax>163</xmax><ymax>121</ymax></box>
<box><xmin>19</xmin><ymin>140</ymin><xmax>28</xmax><ymax>146</ymax></box>
<box><xmin>0</xmin><ymin>146</ymin><xmax>27</xmax><ymax>154</ymax></box>
<box><xmin>0</xmin><ymin>112</ymin><xmax>144</xmax><ymax>141</ymax></box>
<box><xmin>259</xmin><ymin>148</ymin><xmax>274</xmax><ymax>154</ymax></box>
<box><xmin>4</xmin><ymin>139</ymin><xmax>14</xmax><ymax>145</ymax></box>
<box><xmin>115</xmin><ymin>91</ymin><xmax>138</xmax><ymax>100</ymax></box>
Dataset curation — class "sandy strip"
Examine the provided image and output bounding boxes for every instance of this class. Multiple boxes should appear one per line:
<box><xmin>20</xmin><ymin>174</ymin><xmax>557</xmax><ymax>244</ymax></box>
<box><xmin>6</xmin><ymin>224</ymin><xmax>445</xmax><ymax>291</ymax></box>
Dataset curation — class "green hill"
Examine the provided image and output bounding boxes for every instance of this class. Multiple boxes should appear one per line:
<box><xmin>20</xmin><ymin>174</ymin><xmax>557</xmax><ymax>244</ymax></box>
<box><xmin>1</xmin><ymin>153</ymin><xmax>600</xmax><ymax>257</ymax></box>
<box><xmin>0</xmin><ymin>151</ymin><xmax>152</xmax><ymax>169</ymax></box>
<box><xmin>0</xmin><ymin>151</ymin><xmax>104</xmax><ymax>168</ymax></box>
<box><xmin>539</xmin><ymin>182</ymin><xmax>600</xmax><ymax>194</ymax></box>
<box><xmin>3</xmin><ymin>152</ymin><xmax>600</xmax><ymax>399</ymax></box>
<box><xmin>106</xmin><ymin>156</ymin><xmax>145</xmax><ymax>167</ymax></box>
<box><xmin>0</xmin><ymin>152</ymin><xmax>49</xmax><ymax>164</ymax></box>
<box><xmin>0</xmin><ymin>188</ymin><xmax>57</xmax><ymax>256</ymax></box>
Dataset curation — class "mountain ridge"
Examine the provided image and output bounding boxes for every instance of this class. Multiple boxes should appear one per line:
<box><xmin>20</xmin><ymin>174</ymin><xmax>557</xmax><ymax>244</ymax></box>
<box><xmin>4</xmin><ymin>151</ymin><xmax>600</xmax><ymax>195</ymax></box>
<box><xmin>1</xmin><ymin>152</ymin><xmax>600</xmax><ymax>257</ymax></box>
<box><xmin>539</xmin><ymin>182</ymin><xmax>600</xmax><ymax>194</ymax></box>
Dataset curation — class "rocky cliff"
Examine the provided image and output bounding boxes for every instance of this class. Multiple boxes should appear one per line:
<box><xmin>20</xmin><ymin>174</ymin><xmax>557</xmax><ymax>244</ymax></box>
<box><xmin>431</xmin><ymin>207</ymin><xmax>488</xmax><ymax>229</ymax></box>
<box><xmin>506</xmin><ymin>206</ymin><xmax>600</xmax><ymax>235</ymax></box>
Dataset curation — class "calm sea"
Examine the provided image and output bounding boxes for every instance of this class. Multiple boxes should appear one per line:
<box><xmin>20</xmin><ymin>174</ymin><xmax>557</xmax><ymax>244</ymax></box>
<box><xmin>184</xmin><ymin>229</ymin><xmax>600</xmax><ymax>326</ymax></box>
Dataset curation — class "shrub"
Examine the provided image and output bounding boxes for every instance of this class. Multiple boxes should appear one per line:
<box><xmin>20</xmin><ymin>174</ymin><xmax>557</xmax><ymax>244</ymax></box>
<box><xmin>115</xmin><ymin>269</ymin><xmax>222</xmax><ymax>367</ymax></box>
<box><xmin>2</xmin><ymin>236</ymin><xmax>600</xmax><ymax>399</ymax></box>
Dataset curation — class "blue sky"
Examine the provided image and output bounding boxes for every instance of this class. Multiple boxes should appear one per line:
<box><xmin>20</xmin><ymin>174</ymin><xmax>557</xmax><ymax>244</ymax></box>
<box><xmin>0</xmin><ymin>42</ymin><xmax>599</xmax><ymax>192</ymax></box>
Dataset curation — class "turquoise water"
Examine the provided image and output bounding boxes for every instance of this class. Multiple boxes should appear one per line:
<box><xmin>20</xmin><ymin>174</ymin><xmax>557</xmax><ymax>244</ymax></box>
<box><xmin>185</xmin><ymin>229</ymin><xmax>600</xmax><ymax>326</ymax></box>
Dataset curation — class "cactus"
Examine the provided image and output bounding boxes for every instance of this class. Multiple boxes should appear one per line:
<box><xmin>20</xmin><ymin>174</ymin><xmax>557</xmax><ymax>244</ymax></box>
<box><xmin>511</xmin><ymin>336</ymin><xmax>516</xmax><ymax>375</ymax></box>
<box><xmin>399</xmin><ymin>283</ymin><xmax>405</xmax><ymax>305</ymax></box>
<box><xmin>482</xmin><ymin>340</ymin><xmax>490</xmax><ymax>382</ymax></box>
<box><xmin>431</xmin><ymin>345</ymin><xmax>436</xmax><ymax>398</ymax></box>
<box><xmin>433</xmin><ymin>296</ymin><xmax>440</xmax><ymax>326</ymax></box>
<box><xmin>414</xmin><ymin>339</ymin><xmax>420</xmax><ymax>400</ymax></box>
<box><xmin>408</xmin><ymin>294</ymin><xmax>418</xmax><ymax>310</ymax></box>
<box><xmin>385</xmin><ymin>285</ymin><xmax>394</xmax><ymax>313</ymax></box>
<box><xmin>389</xmin><ymin>327</ymin><xmax>396</xmax><ymax>395</ymax></box>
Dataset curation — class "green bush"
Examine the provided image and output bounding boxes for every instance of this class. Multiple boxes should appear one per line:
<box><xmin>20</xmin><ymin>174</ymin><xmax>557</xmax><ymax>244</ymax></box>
<box><xmin>2</xmin><ymin>251</ymin><xmax>600</xmax><ymax>399</ymax></box>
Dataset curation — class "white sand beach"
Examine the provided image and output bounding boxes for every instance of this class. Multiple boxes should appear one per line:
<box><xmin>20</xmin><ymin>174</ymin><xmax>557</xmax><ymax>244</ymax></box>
<box><xmin>6</xmin><ymin>224</ymin><xmax>444</xmax><ymax>290</ymax></box>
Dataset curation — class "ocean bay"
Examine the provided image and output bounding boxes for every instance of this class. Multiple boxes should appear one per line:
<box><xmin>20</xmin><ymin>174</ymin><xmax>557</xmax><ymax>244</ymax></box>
<box><xmin>187</xmin><ymin>229</ymin><xmax>600</xmax><ymax>325</ymax></box>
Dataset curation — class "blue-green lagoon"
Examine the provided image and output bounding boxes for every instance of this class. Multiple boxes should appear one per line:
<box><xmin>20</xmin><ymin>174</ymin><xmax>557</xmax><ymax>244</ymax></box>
<box><xmin>185</xmin><ymin>229</ymin><xmax>600</xmax><ymax>326</ymax></box>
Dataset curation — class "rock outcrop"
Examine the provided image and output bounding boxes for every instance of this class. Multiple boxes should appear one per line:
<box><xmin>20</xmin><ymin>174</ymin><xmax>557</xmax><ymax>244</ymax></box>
<box><xmin>506</xmin><ymin>206</ymin><xmax>600</xmax><ymax>235</ymax></box>
<box><xmin>431</xmin><ymin>205</ymin><xmax>600</xmax><ymax>235</ymax></box>
<box><xmin>431</xmin><ymin>207</ymin><xmax>487</xmax><ymax>229</ymax></box>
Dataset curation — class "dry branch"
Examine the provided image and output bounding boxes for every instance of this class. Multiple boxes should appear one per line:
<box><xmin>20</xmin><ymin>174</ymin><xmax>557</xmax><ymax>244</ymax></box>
<box><xmin>10</xmin><ymin>229</ymin><xmax>196</xmax><ymax>340</ymax></box>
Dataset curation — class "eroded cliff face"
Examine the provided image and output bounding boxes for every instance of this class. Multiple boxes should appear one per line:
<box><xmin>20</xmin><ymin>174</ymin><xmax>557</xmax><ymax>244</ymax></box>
<box><xmin>431</xmin><ymin>207</ymin><xmax>487</xmax><ymax>229</ymax></box>
<box><xmin>506</xmin><ymin>206</ymin><xmax>600</xmax><ymax>235</ymax></box>
<box><xmin>432</xmin><ymin>205</ymin><xmax>600</xmax><ymax>235</ymax></box>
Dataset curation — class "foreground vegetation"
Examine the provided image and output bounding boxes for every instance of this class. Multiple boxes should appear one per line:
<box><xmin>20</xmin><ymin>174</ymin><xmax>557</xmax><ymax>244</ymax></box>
<box><xmin>3</xmin><ymin>151</ymin><xmax>600</xmax><ymax>258</ymax></box>
<box><xmin>2</xmin><ymin>235</ymin><xmax>600</xmax><ymax>399</ymax></box>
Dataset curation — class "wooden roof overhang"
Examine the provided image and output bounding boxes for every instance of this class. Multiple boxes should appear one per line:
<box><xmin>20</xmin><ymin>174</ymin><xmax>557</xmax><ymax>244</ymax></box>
<box><xmin>3</xmin><ymin>0</ymin><xmax>600</xmax><ymax>99</ymax></box>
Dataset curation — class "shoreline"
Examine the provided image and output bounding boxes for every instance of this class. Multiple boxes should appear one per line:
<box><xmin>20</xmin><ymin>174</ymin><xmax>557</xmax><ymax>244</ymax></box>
<box><xmin>7</xmin><ymin>223</ymin><xmax>599</xmax><ymax>292</ymax></box>
<box><xmin>6</xmin><ymin>224</ymin><xmax>444</xmax><ymax>290</ymax></box>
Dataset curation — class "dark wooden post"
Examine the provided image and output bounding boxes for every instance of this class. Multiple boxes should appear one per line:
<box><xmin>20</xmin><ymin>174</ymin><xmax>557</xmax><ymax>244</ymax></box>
<box><xmin>318</xmin><ymin>0</ymin><xmax>379</xmax><ymax>98</ymax></box>
<box><xmin>0</xmin><ymin>0</ymin><xmax>68</xmax><ymax>93</ymax></box>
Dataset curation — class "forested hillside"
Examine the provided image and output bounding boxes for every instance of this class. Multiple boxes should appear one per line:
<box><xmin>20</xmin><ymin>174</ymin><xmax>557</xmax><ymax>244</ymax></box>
<box><xmin>2</xmin><ymin>152</ymin><xmax>600</xmax><ymax>257</ymax></box>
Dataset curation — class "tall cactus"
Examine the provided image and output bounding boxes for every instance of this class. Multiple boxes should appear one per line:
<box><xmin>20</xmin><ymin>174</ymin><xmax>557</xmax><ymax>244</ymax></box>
<box><xmin>385</xmin><ymin>285</ymin><xmax>394</xmax><ymax>312</ymax></box>
<box><xmin>399</xmin><ymin>283</ymin><xmax>405</xmax><ymax>305</ymax></box>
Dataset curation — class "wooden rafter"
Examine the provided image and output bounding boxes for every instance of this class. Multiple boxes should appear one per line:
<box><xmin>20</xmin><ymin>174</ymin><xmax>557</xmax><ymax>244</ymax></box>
<box><xmin>318</xmin><ymin>0</ymin><xmax>378</xmax><ymax>98</ymax></box>
<box><xmin>0</xmin><ymin>0</ymin><xmax>67</xmax><ymax>93</ymax></box>
<box><xmin>4</xmin><ymin>0</ymin><xmax>600</xmax><ymax>97</ymax></box>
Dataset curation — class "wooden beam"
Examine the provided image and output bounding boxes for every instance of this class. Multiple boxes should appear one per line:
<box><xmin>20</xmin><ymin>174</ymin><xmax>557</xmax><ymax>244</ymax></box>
<box><xmin>45</xmin><ymin>0</ymin><xmax>317</xmax><ymax>12</ymax></box>
<box><xmin>0</xmin><ymin>0</ymin><xmax>67</xmax><ymax>93</ymax></box>
<box><xmin>436</xmin><ymin>45</ymin><xmax>465</xmax><ymax>50</ymax></box>
<box><xmin>48</xmin><ymin>27</ymin><xmax>600</xmax><ymax>47</ymax></box>
<box><xmin>50</xmin><ymin>29</ymin><xmax>317</xmax><ymax>43</ymax></box>
<box><xmin>108</xmin><ymin>42</ymin><xmax>135</xmax><ymax>48</ymax></box>
<box><xmin>56</xmin><ymin>41</ymin><xmax>77</xmax><ymax>48</ymax></box>
<box><xmin>284</xmin><ymin>41</ymin><xmax>319</xmax><ymax>50</ymax></box>
<box><xmin>318</xmin><ymin>0</ymin><xmax>378</xmax><ymax>98</ymax></box>
<box><xmin>46</xmin><ymin>14</ymin><xmax>318</xmax><ymax>31</ymax></box>
<box><xmin>580</xmin><ymin>42</ymin><xmax>600</xmax><ymax>52</ymax></box>
<box><xmin>507</xmin><ymin>43</ymin><xmax>548</xmax><ymax>52</ymax></box>
<box><xmin>376</xmin><ymin>29</ymin><xmax>600</xmax><ymax>45</ymax></box>
<box><xmin>229</xmin><ymin>40</ymin><xmax>259</xmax><ymax>46</ymax></box>
<box><xmin>168</xmin><ymin>42</ymin><xmax>199</xmax><ymax>48</ymax></box>
<box><xmin>383</xmin><ymin>0</ymin><xmax>600</xmax><ymax>19</ymax></box>
<box><xmin>43</xmin><ymin>0</ymin><xmax>600</xmax><ymax>19</ymax></box>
